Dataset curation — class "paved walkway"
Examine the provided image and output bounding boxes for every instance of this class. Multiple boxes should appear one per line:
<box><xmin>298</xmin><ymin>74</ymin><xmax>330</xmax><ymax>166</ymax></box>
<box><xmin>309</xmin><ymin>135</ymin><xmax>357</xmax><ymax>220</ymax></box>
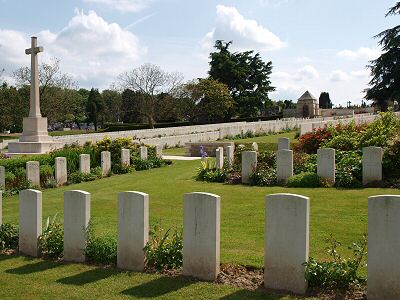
<box><xmin>162</xmin><ymin>155</ymin><xmax>201</xmax><ymax>161</ymax></box>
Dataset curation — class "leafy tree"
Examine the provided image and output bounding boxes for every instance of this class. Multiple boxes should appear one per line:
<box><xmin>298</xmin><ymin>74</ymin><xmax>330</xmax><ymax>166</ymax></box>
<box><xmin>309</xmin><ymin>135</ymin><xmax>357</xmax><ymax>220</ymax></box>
<box><xmin>183</xmin><ymin>78</ymin><xmax>234</xmax><ymax>122</ymax></box>
<box><xmin>116</xmin><ymin>63</ymin><xmax>183</xmax><ymax>128</ymax></box>
<box><xmin>0</xmin><ymin>84</ymin><xmax>28</xmax><ymax>132</ymax></box>
<box><xmin>208</xmin><ymin>40</ymin><xmax>275</xmax><ymax>118</ymax></box>
<box><xmin>319</xmin><ymin>92</ymin><xmax>333</xmax><ymax>109</ymax></box>
<box><xmin>102</xmin><ymin>89</ymin><xmax>122</xmax><ymax>123</ymax></box>
<box><xmin>365</xmin><ymin>2</ymin><xmax>400</xmax><ymax>111</ymax></box>
<box><xmin>85</xmin><ymin>88</ymin><xmax>104</xmax><ymax>131</ymax></box>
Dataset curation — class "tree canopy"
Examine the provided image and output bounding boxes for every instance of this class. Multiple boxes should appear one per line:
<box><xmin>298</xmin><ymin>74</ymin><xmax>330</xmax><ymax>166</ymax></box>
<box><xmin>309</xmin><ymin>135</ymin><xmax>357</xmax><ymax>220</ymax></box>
<box><xmin>208</xmin><ymin>40</ymin><xmax>275</xmax><ymax>118</ymax></box>
<box><xmin>319</xmin><ymin>92</ymin><xmax>333</xmax><ymax>109</ymax></box>
<box><xmin>365</xmin><ymin>2</ymin><xmax>400</xmax><ymax>111</ymax></box>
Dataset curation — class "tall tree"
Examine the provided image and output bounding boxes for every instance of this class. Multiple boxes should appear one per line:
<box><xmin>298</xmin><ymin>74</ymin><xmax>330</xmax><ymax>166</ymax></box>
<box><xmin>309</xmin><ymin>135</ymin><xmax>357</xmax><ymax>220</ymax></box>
<box><xmin>208</xmin><ymin>40</ymin><xmax>275</xmax><ymax>118</ymax></box>
<box><xmin>319</xmin><ymin>92</ymin><xmax>333</xmax><ymax>109</ymax></box>
<box><xmin>85</xmin><ymin>88</ymin><xmax>104</xmax><ymax>131</ymax></box>
<box><xmin>182</xmin><ymin>78</ymin><xmax>234</xmax><ymax>122</ymax></box>
<box><xmin>116</xmin><ymin>63</ymin><xmax>183</xmax><ymax>128</ymax></box>
<box><xmin>365</xmin><ymin>2</ymin><xmax>400</xmax><ymax>111</ymax></box>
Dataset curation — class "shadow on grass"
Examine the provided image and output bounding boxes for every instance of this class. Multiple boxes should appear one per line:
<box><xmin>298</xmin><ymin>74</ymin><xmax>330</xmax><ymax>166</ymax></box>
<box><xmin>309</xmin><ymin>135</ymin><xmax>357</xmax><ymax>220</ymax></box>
<box><xmin>0</xmin><ymin>253</ymin><xmax>17</xmax><ymax>262</ymax></box>
<box><xmin>121</xmin><ymin>276</ymin><xmax>193</xmax><ymax>298</ymax></box>
<box><xmin>219</xmin><ymin>289</ymin><xmax>299</xmax><ymax>300</ymax></box>
<box><xmin>57</xmin><ymin>267</ymin><xmax>118</xmax><ymax>286</ymax></box>
<box><xmin>6</xmin><ymin>260</ymin><xmax>60</xmax><ymax>274</ymax></box>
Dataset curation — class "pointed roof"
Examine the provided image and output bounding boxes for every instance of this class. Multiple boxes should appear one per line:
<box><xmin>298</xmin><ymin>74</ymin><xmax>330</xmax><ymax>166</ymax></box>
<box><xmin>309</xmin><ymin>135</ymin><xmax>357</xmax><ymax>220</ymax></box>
<box><xmin>298</xmin><ymin>90</ymin><xmax>317</xmax><ymax>101</ymax></box>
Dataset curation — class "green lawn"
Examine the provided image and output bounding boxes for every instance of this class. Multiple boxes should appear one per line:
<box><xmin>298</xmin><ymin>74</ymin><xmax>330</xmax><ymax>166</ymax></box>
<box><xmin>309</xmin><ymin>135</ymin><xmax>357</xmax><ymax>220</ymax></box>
<box><xmin>1</xmin><ymin>157</ymin><xmax>392</xmax><ymax>299</ymax></box>
<box><xmin>0</xmin><ymin>254</ymin><xmax>311</xmax><ymax>300</ymax></box>
<box><xmin>2</xmin><ymin>159</ymin><xmax>397</xmax><ymax>267</ymax></box>
<box><xmin>163</xmin><ymin>147</ymin><xmax>186</xmax><ymax>156</ymax></box>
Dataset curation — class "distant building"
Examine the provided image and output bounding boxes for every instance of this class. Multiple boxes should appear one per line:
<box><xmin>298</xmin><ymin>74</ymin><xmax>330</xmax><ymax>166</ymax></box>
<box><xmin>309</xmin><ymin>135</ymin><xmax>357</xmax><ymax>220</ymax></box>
<box><xmin>296</xmin><ymin>91</ymin><xmax>320</xmax><ymax>118</ymax></box>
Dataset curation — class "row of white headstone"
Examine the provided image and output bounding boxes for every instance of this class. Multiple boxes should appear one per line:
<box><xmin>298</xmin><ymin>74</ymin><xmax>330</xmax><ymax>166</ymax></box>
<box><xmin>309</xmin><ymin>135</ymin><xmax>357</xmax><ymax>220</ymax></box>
<box><xmin>0</xmin><ymin>146</ymin><xmax>158</xmax><ymax>190</ymax></box>
<box><xmin>239</xmin><ymin>145</ymin><xmax>382</xmax><ymax>185</ymax></box>
<box><xmin>2</xmin><ymin>189</ymin><xmax>398</xmax><ymax>298</ymax></box>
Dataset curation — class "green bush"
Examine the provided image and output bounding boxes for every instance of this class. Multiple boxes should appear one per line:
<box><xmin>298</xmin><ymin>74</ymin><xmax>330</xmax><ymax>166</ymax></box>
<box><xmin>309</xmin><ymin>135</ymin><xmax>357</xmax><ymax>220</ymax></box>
<box><xmin>40</xmin><ymin>165</ymin><xmax>54</xmax><ymax>186</ymax></box>
<box><xmin>196</xmin><ymin>159</ymin><xmax>228</xmax><ymax>182</ymax></box>
<box><xmin>287</xmin><ymin>172</ymin><xmax>321</xmax><ymax>188</ymax></box>
<box><xmin>250</xmin><ymin>168</ymin><xmax>277</xmax><ymax>186</ymax></box>
<box><xmin>144</xmin><ymin>223</ymin><xmax>183</xmax><ymax>270</ymax></box>
<box><xmin>85</xmin><ymin>235</ymin><xmax>117</xmax><ymax>265</ymax></box>
<box><xmin>257</xmin><ymin>150</ymin><xmax>276</xmax><ymax>169</ymax></box>
<box><xmin>0</xmin><ymin>223</ymin><xmax>19</xmax><ymax>250</ymax></box>
<box><xmin>294</xmin><ymin>152</ymin><xmax>317</xmax><ymax>175</ymax></box>
<box><xmin>335</xmin><ymin>151</ymin><xmax>362</xmax><ymax>188</ymax></box>
<box><xmin>303</xmin><ymin>234</ymin><xmax>367</xmax><ymax>289</ymax></box>
<box><xmin>39</xmin><ymin>214</ymin><xmax>64</xmax><ymax>258</ymax></box>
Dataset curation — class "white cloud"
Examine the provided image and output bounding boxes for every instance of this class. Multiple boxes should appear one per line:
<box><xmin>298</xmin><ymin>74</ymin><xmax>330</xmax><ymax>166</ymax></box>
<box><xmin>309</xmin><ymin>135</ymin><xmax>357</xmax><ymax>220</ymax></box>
<box><xmin>330</xmin><ymin>70</ymin><xmax>350</xmax><ymax>82</ymax></box>
<box><xmin>294</xmin><ymin>65</ymin><xmax>319</xmax><ymax>81</ymax></box>
<box><xmin>202</xmin><ymin>5</ymin><xmax>285</xmax><ymax>52</ymax></box>
<box><xmin>351</xmin><ymin>69</ymin><xmax>369</xmax><ymax>78</ymax></box>
<box><xmin>83</xmin><ymin>0</ymin><xmax>151</xmax><ymax>12</ymax></box>
<box><xmin>295</xmin><ymin>56</ymin><xmax>312</xmax><ymax>64</ymax></box>
<box><xmin>337</xmin><ymin>47</ymin><xmax>381</xmax><ymax>60</ymax></box>
<box><xmin>0</xmin><ymin>10</ymin><xmax>146</xmax><ymax>88</ymax></box>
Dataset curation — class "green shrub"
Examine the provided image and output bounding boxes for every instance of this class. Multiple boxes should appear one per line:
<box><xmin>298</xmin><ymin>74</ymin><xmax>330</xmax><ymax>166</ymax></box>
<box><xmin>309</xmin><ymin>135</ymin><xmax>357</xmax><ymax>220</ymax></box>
<box><xmin>294</xmin><ymin>152</ymin><xmax>317</xmax><ymax>175</ymax></box>
<box><xmin>335</xmin><ymin>151</ymin><xmax>362</xmax><ymax>188</ymax></box>
<box><xmin>287</xmin><ymin>172</ymin><xmax>321</xmax><ymax>188</ymax></box>
<box><xmin>0</xmin><ymin>223</ymin><xmax>19</xmax><ymax>250</ymax></box>
<box><xmin>196</xmin><ymin>159</ymin><xmax>228</xmax><ymax>182</ymax></box>
<box><xmin>250</xmin><ymin>168</ymin><xmax>277</xmax><ymax>186</ymax></box>
<box><xmin>85</xmin><ymin>235</ymin><xmax>117</xmax><ymax>265</ymax></box>
<box><xmin>303</xmin><ymin>234</ymin><xmax>367</xmax><ymax>289</ymax></box>
<box><xmin>39</xmin><ymin>214</ymin><xmax>63</xmax><ymax>258</ymax></box>
<box><xmin>40</xmin><ymin>165</ymin><xmax>54</xmax><ymax>186</ymax></box>
<box><xmin>144</xmin><ymin>223</ymin><xmax>183</xmax><ymax>270</ymax></box>
<box><xmin>257</xmin><ymin>150</ymin><xmax>276</xmax><ymax>169</ymax></box>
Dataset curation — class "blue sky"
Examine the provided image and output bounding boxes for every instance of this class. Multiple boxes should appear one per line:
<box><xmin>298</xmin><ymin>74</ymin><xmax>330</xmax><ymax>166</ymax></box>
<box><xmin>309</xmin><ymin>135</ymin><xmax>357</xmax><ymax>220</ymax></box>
<box><xmin>0</xmin><ymin>0</ymin><xmax>398</xmax><ymax>106</ymax></box>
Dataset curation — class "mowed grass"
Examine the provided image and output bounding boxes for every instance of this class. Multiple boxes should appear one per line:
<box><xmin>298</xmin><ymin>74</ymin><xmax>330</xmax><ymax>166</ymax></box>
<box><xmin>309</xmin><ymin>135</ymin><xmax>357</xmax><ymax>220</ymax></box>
<box><xmin>0</xmin><ymin>255</ymin><xmax>311</xmax><ymax>300</ymax></box>
<box><xmin>2</xmin><ymin>159</ymin><xmax>398</xmax><ymax>267</ymax></box>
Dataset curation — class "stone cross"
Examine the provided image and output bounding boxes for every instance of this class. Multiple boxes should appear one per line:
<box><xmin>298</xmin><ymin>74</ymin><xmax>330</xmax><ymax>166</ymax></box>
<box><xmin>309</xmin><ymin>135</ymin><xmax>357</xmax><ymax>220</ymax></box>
<box><xmin>25</xmin><ymin>37</ymin><xmax>43</xmax><ymax>118</ymax></box>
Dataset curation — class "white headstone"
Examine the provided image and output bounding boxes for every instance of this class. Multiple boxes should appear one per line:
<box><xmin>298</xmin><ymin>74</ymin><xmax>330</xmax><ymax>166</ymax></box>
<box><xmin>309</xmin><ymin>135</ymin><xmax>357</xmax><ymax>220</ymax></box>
<box><xmin>55</xmin><ymin>157</ymin><xmax>67</xmax><ymax>186</ymax></box>
<box><xmin>278</xmin><ymin>138</ymin><xmax>290</xmax><ymax>150</ymax></box>
<box><xmin>241</xmin><ymin>151</ymin><xmax>257</xmax><ymax>184</ymax></box>
<box><xmin>265</xmin><ymin>193</ymin><xmax>309</xmax><ymax>294</ymax></box>
<box><xmin>101</xmin><ymin>151</ymin><xmax>111</xmax><ymax>176</ymax></box>
<box><xmin>64</xmin><ymin>190</ymin><xmax>91</xmax><ymax>262</ymax></box>
<box><xmin>183</xmin><ymin>192</ymin><xmax>220</xmax><ymax>281</ymax></box>
<box><xmin>79</xmin><ymin>154</ymin><xmax>90</xmax><ymax>174</ymax></box>
<box><xmin>117</xmin><ymin>191</ymin><xmax>149</xmax><ymax>271</ymax></box>
<box><xmin>317</xmin><ymin>148</ymin><xmax>335</xmax><ymax>183</ymax></box>
<box><xmin>0</xmin><ymin>191</ymin><xmax>2</xmax><ymax>225</ymax></box>
<box><xmin>121</xmin><ymin>149</ymin><xmax>130</xmax><ymax>166</ymax></box>
<box><xmin>19</xmin><ymin>189</ymin><xmax>42</xmax><ymax>257</ymax></box>
<box><xmin>226</xmin><ymin>145</ymin><xmax>234</xmax><ymax>168</ymax></box>
<box><xmin>26</xmin><ymin>161</ymin><xmax>40</xmax><ymax>186</ymax></box>
<box><xmin>252</xmin><ymin>142</ymin><xmax>259</xmax><ymax>151</ymax></box>
<box><xmin>0</xmin><ymin>166</ymin><xmax>5</xmax><ymax>191</ymax></box>
<box><xmin>277</xmin><ymin>150</ymin><xmax>293</xmax><ymax>183</ymax></box>
<box><xmin>363</xmin><ymin>147</ymin><xmax>383</xmax><ymax>185</ymax></box>
<box><xmin>215</xmin><ymin>147</ymin><xmax>224</xmax><ymax>170</ymax></box>
<box><xmin>300</xmin><ymin>123</ymin><xmax>312</xmax><ymax>136</ymax></box>
<box><xmin>140</xmin><ymin>146</ymin><xmax>148</xmax><ymax>160</ymax></box>
<box><xmin>368</xmin><ymin>195</ymin><xmax>400</xmax><ymax>300</ymax></box>
<box><xmin>156</xmin><ymin>145</ymin><xmax>163</xmax><ymax>158</ymax></box>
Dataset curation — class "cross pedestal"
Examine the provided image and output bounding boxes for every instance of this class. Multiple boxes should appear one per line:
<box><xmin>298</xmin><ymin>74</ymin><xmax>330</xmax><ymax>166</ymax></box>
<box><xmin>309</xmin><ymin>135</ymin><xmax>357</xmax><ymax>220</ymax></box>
<box><xmin>8</xmin><ymin>37</ymin><xmax>61</xmax><ymax>154</ymax></box>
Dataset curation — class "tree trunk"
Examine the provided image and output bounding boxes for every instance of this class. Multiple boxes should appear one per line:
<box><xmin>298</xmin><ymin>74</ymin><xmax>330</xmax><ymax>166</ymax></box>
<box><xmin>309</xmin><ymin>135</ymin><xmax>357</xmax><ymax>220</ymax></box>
<box><xmin>147</xmin><ymin>115</ymin><xmax>155</xmax><ymax>129</ymax></box>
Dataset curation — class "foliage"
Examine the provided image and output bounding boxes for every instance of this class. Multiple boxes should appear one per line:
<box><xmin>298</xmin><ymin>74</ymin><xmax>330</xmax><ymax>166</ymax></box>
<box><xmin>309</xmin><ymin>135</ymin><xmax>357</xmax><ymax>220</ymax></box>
<box><xmin>0</xmin><ymin>223</ymin><xmax>19</xmax><ymax>250</ymax></box>
<box><xmin>39</xmin><ymin>214</ymin><xmax>64</xmax><ymax>258</ymax></box>
<box><xmin>293</xmin><ymin>152</ymin><xmax>317</xmax><ymax>174</ymax></box>
<box><xmin>287</xmin><ymin>172</ymin><xmax>321</xmax><ymax>188</ymax></box>
<box><xmin>360</xmin><ymin>111</ymin><xmax>400</xmax><ymax>148</ymax></box>
<box><xmin>182</xmin><ymin>78</ymin><xmax>234</xmax><ymax>122</ymax></box>
<box><xmin>249</xmin><ymin>168</ymin><xmax>277</xmax><ymax>186</ymax></box>
<box><xmin>295</xmin><ymin>128</ymin><xmax>332</xmax><ymax>154</ymax></box>
<box><xmin>85</xmin><ymin>235</ymin><xmax>117</xmax><ymax>265</ymax></box>
<box><xmin>257</xmin><ymin>150</ymin><xmax>276</xmax><ymax>169</ymax></box>
<box><xmin>144</xmin><ymin>222</ymin><xmax>183</xmax><ymax>270</ymax></box>
<box><xmin>195</xmin><ymin>159</ymin><xmax>228</xmax><ymax>182</ymax></box>
<box><xmin>319</xmin><ymin>92</ymin><xmax>333</xmax><ymax>109</ymax></box>
<box><xmin>86</xmin><ymin>88</ymin><xmax>104</xmax><ymax>131</ymax></box>
<box><xmin>40</xmin><ymin>165</ymin><xmax>54</xmax><ymax>186</ymax></box>
<box><xmin>209</xmin><ymin>40</ymin><xmax>275</xmax><ymax>117</ymax></box>
<box><xmin>335</xmin><ymin>151</ymin><xmax>362</xmax><ymax>188</ymax></box>
<box><xmin>69</xmin><ymin>169</ymin><xmax>100</xmax><ymax>184</ymax></box>
<box><xmin>304</xmin><ymin>234</ymin><xmax>367</xmax><ymax>289</ymax></box>
<box><xmin>365</xmin><ymin>3</ymin><xmax>400</xmax><ymax>111</ymax></box>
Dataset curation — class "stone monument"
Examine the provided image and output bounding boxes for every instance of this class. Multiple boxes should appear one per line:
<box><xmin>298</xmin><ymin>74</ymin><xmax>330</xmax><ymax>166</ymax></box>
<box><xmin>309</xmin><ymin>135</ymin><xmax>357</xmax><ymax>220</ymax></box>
<box><xmin>8</xmin><ymin>37</ymin><xmax>60</xmax><ymax>154</ymax></box>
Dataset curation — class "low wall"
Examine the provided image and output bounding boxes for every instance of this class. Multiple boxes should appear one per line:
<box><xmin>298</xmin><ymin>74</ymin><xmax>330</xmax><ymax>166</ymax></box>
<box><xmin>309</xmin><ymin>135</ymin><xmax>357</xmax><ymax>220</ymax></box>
<box><xmin>185</xmin><ymin>142</ymin><xmax>234</xmax><ymax>157</ymax></box>
<box><xmin>48</xmin><ymin>113</ymin><xmax>383</xmax><ymax>150</ymax></box>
